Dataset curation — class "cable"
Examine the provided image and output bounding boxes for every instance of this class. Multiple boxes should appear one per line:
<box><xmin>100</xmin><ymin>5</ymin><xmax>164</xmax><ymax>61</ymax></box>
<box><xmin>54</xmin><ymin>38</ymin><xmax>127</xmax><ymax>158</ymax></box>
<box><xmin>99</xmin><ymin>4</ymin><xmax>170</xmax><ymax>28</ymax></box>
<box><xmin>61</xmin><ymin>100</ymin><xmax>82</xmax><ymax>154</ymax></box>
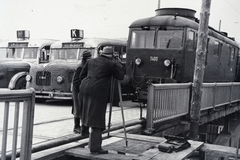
<box><xmin>224</xmin><ymin>0</ymin><xmax>240</xmax><ymax>16</ymax></box>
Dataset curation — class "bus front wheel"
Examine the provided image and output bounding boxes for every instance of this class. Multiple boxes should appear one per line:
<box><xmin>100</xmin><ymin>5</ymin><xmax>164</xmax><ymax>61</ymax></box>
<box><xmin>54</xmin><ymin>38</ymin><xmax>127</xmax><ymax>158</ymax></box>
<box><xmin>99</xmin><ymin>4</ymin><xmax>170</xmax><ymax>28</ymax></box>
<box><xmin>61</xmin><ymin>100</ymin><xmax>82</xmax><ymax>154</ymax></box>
<box><xmin>15</xmin><ymin>77</ymin><xmax>27</xmax><ymax>89</ymax></box>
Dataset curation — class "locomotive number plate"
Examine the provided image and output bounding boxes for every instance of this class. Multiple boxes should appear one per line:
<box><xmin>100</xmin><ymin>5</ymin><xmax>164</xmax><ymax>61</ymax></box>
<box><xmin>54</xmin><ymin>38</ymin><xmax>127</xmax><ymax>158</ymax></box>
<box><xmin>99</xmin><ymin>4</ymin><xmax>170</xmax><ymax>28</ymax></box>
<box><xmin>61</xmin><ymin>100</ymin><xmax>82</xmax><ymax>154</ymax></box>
<box><xmin>150</xmin><ymin>56</ymin><xmax>158</xmax><ymax>61</ymax></box>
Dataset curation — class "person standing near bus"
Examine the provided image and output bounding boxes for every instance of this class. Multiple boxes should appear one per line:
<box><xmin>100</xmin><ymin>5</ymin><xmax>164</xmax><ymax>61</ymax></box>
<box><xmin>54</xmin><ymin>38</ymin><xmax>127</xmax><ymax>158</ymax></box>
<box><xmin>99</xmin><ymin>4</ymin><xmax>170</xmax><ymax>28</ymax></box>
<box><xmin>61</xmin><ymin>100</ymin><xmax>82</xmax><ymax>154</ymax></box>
<box><xmin>72</xmin><ymin>50</ymin><xmax>92</xmax><ymax>134</ymax></box>
<box><xmin>79</xmin><ymin>46</ymin><xmax>124</xmax><ymax>154</ymax></box>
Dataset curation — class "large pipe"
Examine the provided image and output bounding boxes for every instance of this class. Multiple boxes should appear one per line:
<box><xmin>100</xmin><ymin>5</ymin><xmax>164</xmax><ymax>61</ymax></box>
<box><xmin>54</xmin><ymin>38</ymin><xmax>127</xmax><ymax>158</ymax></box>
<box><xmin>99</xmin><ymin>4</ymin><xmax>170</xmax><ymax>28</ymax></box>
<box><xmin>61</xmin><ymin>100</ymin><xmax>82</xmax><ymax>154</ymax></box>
<box><xmin>158</xmin><ymin>0</ymin><xmax>161</xmax><ymax>9</ymax></box>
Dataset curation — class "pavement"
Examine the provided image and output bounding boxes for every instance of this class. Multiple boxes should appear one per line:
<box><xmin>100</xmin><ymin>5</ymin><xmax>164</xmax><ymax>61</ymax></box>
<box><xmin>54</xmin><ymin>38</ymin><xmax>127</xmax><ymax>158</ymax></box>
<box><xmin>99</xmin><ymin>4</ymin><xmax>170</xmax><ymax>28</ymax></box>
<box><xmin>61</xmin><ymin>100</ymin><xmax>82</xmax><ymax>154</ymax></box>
<box><xmin>0</xmin><ymin>100</ymin><xmax>147</xmax><ymax>154</ymax></box>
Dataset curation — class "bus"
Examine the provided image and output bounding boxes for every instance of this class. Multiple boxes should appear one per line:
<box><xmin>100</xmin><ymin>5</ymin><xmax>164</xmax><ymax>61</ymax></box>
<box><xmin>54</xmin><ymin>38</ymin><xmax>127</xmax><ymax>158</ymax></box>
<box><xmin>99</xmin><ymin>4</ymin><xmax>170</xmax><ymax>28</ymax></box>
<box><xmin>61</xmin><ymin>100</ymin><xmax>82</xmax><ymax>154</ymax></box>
<box><xmin>0</xmin><ymin>30</ymin><xmax>56</xmax><ymax>89</ymax></box>
<box><xmin>26</xmin><ymin>29</ymin><xmax>127</xmax><ymax>102</ymax></box>
<box><xmin>125</xmin><ymin>8</ymin><xmax>240</xmax><ymax>102</ymax></box>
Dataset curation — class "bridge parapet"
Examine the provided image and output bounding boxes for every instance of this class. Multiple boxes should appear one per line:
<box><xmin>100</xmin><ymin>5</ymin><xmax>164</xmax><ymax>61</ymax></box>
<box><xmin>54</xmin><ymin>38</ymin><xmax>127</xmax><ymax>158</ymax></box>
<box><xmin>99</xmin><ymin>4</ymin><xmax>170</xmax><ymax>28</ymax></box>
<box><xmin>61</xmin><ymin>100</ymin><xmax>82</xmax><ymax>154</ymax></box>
<box><xmin>0</xmin><ymin>88</ymin><xmax>35</xmax><ymax>160</ymax></box>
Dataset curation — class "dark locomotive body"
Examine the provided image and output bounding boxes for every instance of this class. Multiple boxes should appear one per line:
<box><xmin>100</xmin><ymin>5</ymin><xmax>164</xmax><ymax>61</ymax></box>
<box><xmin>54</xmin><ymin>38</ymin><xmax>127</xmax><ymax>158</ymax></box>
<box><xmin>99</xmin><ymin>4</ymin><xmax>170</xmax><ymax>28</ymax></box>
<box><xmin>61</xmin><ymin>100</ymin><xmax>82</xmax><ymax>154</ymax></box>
<box><xmin>125</xmin><ymin>8</ymin><xmax>240</xmax><ymax>102</ymax></box>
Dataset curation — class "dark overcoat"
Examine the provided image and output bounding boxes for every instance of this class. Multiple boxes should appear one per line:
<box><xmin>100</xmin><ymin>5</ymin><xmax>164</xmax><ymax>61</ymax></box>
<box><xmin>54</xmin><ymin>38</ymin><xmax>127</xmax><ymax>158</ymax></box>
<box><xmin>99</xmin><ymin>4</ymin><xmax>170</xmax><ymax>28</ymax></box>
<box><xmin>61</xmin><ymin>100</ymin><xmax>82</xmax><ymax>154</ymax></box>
<box><xmin>72</xmin><ymin>61</ymin><xmax>85</xmax><ymax>117</ymax></box>
<box><xmin>78</xmin><ymin>55</ymin><xmax>124</xmax><ymax>129</ymax></box>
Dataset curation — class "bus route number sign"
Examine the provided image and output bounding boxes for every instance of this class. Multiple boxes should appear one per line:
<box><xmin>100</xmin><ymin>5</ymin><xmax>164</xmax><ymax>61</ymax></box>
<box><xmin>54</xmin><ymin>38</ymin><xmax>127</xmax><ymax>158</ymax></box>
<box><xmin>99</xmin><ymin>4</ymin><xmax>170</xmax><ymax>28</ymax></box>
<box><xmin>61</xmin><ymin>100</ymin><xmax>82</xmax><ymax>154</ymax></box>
<box><xmin>71</xmin><ymin>29</ymin><xmax>84</xmax><ymax>39</ymax></box>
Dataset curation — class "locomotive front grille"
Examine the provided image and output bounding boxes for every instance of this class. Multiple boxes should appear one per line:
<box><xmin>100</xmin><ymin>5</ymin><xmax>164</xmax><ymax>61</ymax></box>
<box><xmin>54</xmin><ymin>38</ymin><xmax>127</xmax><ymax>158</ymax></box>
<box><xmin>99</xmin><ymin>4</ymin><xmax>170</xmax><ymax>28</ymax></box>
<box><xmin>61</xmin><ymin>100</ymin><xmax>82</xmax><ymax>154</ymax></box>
<box><xmin>36</xmin><ymin>71</ymin><xmax>51</xmax><ymax>86</ymax></box>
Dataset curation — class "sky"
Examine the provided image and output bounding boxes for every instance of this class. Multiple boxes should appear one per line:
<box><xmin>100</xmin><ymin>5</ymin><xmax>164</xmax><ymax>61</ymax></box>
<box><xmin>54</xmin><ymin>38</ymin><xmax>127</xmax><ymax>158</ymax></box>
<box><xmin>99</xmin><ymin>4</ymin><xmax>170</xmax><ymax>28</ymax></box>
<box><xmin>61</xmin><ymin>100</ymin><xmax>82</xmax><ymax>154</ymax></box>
<box><xmin>0</xmin><ymin>0</ymin><xmax>240</xmax><ymax>42</ymax></box>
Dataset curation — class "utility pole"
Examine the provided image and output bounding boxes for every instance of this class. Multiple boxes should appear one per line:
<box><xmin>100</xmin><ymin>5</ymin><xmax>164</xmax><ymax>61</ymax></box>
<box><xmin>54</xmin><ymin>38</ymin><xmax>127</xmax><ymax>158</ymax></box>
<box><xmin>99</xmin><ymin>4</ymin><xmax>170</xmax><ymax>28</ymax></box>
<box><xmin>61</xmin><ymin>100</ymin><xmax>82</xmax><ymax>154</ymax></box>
<box><xmin>189</xmin><ymin>0</ymin><xmax>212</xmax><ymax>139</ymax></box>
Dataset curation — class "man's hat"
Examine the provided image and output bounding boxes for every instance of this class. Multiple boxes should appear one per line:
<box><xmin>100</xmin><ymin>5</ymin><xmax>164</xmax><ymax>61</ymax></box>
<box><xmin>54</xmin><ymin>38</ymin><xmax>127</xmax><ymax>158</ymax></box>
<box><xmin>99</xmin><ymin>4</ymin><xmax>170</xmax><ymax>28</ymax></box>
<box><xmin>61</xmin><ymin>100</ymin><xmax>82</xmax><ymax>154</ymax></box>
<box><xmin>82</xmin><ymin>50</ymin><xmax>91</xmax><ymax>58</ymax></box>
<box><xmin>101</xmin><ymin>46</ymin><xmax>113</xmax><ymax>58</ymax></box>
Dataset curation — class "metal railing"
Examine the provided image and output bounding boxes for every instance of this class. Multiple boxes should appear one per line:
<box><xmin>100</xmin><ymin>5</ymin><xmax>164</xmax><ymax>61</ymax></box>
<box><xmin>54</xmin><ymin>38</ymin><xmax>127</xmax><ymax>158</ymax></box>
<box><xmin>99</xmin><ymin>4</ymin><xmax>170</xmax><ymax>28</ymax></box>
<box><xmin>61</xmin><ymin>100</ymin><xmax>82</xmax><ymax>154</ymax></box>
<box><xmin>146</xmin><ymin>82</ymin><xmax>240</xmax><ymax>129</ymax></box>
<box><xmin>0</xmin><ymin>88</ymin><xmax>35</xmax><ymax>160</ymax></box>
<box><xmin>146</xmin><ymin>83</ymin><xmax>191</xmax><ymax>129</ymax></box>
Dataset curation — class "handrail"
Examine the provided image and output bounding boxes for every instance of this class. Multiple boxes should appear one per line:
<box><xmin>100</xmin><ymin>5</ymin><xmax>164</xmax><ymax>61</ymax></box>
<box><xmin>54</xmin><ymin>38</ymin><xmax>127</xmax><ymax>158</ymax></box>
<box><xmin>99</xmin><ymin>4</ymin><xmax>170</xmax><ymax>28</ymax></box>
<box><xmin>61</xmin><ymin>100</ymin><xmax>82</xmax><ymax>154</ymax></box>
<box><xmin>146</xmin><ymin>82</ymin><xmax>240</xmax><ymax>129</ymax></box>
<box><xmin>0</xmin><ymin>88</ymin><xmax>35</xmax><ymax>160</ymax></box>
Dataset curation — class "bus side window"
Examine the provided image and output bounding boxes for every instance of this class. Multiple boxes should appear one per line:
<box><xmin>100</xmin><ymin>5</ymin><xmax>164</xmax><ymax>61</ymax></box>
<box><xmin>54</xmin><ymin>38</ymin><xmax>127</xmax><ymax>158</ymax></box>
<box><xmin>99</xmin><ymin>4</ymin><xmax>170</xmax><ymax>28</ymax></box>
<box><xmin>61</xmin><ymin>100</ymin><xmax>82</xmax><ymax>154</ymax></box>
<box><xmin>98</xmin><ymin>46</ymin><xmax>105</xmax><ymax>56</ymax></box>
<box><xmin>40</xmin><ymin>48</ymin><xmax>46</xmax><ymax>61</ymax></box>
<box><xmin>40</xmin><ymin>47</ymin><xmax>50</xmax><ymax>62</ymax></box>
<box><xmin>114</xmin><ymin>46</ymin><xmax>121</xmax><ymax>57</ymax></box>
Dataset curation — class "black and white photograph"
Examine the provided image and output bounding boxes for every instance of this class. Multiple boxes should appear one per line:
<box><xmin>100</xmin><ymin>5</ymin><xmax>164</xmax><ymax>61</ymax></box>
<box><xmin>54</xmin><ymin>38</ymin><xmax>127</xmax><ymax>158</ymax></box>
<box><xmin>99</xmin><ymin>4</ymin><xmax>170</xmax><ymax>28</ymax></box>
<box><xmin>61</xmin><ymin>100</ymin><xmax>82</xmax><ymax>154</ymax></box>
<box><xmin>1</xmin><ymin>0</ymin><xmax>240</xmax><ymax>159</ymax></box>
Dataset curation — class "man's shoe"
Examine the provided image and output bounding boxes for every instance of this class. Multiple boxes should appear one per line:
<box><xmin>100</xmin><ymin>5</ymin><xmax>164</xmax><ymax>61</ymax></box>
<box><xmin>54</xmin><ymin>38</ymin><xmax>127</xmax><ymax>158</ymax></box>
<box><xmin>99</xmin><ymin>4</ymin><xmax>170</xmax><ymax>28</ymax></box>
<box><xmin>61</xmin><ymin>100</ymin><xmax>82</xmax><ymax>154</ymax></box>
<box><xmin>81</xmin><ymin>131</ymin><xmax>89</xmax><ymax>137</ymax></box>
<box><xmin>90</xmin><ymin>148</ymin><xmax>108</xmax><ymax>154</ymax></box>
<box><xmin>73</xmin><ymin>126</ymin><xmax>81</xmax><ymax>134</ymax></box>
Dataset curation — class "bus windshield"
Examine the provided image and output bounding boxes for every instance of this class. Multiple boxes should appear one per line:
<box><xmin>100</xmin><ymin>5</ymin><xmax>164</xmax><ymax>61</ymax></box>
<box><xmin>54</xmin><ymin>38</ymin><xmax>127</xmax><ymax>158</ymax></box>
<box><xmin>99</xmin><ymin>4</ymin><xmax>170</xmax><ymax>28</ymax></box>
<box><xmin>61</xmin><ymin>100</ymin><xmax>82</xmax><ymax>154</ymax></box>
<box><xmin>51</xmin><ymin>49</ymin><xmax>78</xmax><ymax>60</ymax></box>
<box><xmin>0</xmin><ymin>48</ymin><xmax>8</xmax><ymax>59</ymax></box>
<box><xmin>23</xmin><ymin>48</ymin><xmax>38</xmax><ymax>59</ymax></box>
<box><xmin>130</xmin><ymin>28</ymin><xmax>183</xmax><ymax>49</ymax></box>
<box><xmin>4</xmin><ymin>48</ymin><xmax>24</xmax><ymax>59</ymax></box>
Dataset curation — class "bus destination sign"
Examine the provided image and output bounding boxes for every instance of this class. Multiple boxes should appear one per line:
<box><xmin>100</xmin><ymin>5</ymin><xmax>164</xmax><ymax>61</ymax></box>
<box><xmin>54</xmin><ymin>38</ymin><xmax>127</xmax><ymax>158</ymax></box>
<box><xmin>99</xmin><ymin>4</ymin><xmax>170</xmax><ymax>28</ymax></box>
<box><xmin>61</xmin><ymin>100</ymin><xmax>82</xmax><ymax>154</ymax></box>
<box><xmin>62</xmin><ymin>42</ymin><xmax>84</xmax><ymax>48</ymax></box>
<box><xmin>8</xmin><ymin>42</ymin><xmax>29</xmax><ymax>47</ymax></box>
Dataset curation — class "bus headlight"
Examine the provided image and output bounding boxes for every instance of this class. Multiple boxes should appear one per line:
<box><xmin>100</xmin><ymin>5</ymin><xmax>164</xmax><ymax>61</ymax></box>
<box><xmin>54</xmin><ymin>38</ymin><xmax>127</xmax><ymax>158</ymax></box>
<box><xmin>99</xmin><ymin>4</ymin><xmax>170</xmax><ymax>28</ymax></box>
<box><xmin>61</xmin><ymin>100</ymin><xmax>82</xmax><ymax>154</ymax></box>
<box><xmin>135</xmin><ymin>58</ymin><xmax>142</xmax><ymax>65</ymax></box>
<box><xmin>57</xmin><ymin>76</ymin><xmax>64</xmax><ymax>83</ymax></box>
<box><xmin>164</xmin><ymin>59</ymin><xmax>171</xmax><ymax>67</ymax></box>
<box><xmin>26</xmin><ymin>75</ymin><xmax>32</xmax><ymax>82</ymax></box>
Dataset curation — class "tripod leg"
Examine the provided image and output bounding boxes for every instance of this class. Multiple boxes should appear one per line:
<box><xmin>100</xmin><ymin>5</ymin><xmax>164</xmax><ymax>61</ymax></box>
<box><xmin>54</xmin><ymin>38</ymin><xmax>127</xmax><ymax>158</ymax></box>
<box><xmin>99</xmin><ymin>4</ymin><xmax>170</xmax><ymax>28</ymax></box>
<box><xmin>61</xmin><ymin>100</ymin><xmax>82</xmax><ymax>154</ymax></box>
<box><xmin>117</xmin><ymin>81</ymin><xmax>128</xmax><ymax>147</ymax></box>
<box><xmin>107</xmin><ymin>77</ymin><xmax>115</xmax><ymax>137</ymax></box>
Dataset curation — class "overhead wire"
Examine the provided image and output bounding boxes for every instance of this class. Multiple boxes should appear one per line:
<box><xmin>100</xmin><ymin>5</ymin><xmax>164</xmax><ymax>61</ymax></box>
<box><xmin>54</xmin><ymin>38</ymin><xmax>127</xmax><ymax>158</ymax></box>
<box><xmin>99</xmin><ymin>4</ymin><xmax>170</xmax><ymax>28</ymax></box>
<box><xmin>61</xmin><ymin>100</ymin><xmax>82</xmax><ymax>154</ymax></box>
<box><xmin>224</xmin><ymin>0</ymin><xmax>240</xmax><ymax>16</ymax></box>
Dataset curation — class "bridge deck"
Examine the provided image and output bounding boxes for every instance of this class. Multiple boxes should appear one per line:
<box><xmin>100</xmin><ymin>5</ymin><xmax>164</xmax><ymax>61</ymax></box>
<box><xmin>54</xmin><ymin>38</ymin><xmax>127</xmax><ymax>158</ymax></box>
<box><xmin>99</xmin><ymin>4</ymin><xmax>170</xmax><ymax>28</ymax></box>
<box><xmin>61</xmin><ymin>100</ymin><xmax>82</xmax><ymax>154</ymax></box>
<box><xmin>65</xmin><ymin>133</ymin><xmax>204</xmax><ymax>160</ymax></box>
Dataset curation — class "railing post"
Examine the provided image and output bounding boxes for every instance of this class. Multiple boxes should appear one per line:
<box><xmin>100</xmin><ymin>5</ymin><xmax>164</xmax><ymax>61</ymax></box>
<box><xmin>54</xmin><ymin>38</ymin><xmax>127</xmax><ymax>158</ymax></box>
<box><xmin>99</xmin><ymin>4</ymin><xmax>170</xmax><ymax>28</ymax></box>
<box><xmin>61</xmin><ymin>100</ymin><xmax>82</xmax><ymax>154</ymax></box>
<box><xmin>11</xmin><ymin>102</ymin><xmax>20</xmax><ymax>160</ymax></box>
<box><xmin>20</xmin><ymin>89</ymin><xmax>35</xmax><ymax>160</ymax></box>
<box><xmin>146</xmin><ymin>84</ymin><xmax>155</xmax><ymax>130</ymax></box>
<box><xmin>188</xmin><ymin>82</ymin><xmax>193</xmax><ymax>119</ymax></box>
<box><xmin>212</xmin><ymin>83</ymin><xmax>217</xmax><ymax>110</ymax></box>
<box><xmin>1</xmin><ymin>102</ymin><xmax>10</xmax><ymax>160</ymax></box>
<box><xmin>230</xmin><ymin>82</ymin><xmax>233</xmax><ymax>105</ymax></box>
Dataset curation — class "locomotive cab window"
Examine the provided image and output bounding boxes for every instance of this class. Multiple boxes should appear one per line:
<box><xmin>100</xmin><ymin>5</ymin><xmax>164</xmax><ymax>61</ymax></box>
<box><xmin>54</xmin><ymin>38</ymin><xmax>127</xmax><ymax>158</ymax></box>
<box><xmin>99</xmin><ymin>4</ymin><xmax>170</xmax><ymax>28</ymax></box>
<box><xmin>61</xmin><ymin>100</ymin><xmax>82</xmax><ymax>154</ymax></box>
<box><xmin>186</xmin><ymin>30</ymin><xmax>195</xmax><ymax>50</ymax></box>
<box><xmin>130</xmin><ymin>30</ymin><xmax>155</xmax><ymax>48</ymax></box>
<box><xmin>156</xmin><ymin>27</ymin><xmax>183</xmax><ymax>49</ymax></box>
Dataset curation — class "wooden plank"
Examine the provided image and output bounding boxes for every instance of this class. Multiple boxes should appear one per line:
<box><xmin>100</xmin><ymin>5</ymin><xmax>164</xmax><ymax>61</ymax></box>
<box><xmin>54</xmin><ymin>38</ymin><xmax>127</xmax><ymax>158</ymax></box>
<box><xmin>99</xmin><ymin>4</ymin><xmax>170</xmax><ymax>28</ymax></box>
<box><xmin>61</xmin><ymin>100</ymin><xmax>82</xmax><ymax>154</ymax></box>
<box><xmin>201</xmin><ymin>143</ymin><xmax>240</xmax><ymax>156</ymax></box>
<box><xmin>132</xmin><ymin>148</ymin><xmax>160</xmax><ymax>160</ymax></box>
<box><xmin>65</xmin><ymin>147</ymin><xmax>135</xmax><ymax>160</ymax></box>
<box><xmin>103</xmin><ymin>138</ymin><xmax>157</xmax><ymax>155</ymax></box>
<box><xmin>133</xmin><ymin>140</ymin><xmax>204</xmax><ymax>160</ymax></box>
<box><xmin>31</xmin><ymin>142</ymin><xmax>82</xmax><ymax>160</ymax></box>
<box><xmin>30</xmin><ymin>137</ymin><xmax>90</xmax><ymax>160</ymax></box>
<box><xmin>113</xmin><ymin>133</ymin><xmax>166</xmax><ymax>143</ymax></box>
<box><xmin>102</xmin><ymin>137</ymin><xmax>123</xmax><ymax>146</ymax></box>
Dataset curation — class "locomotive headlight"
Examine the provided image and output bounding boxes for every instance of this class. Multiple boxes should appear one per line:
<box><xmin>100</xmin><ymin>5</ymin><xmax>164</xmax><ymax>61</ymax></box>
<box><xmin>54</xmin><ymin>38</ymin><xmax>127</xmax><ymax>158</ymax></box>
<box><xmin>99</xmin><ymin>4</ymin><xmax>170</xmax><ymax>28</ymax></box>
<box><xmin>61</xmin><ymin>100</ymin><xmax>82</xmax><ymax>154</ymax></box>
<box><xmin>57</xmin><ymin>76</ymin><xmax>64</xmax><ymax>83</ymax></box>
<box><xmin>26</xmin><ymin>75</ymin><xmax>32</xmax><ymax>82</ymax></box>
<box><xmin>135</xmin><ymin>58</ymin><xmax>142</xmax><ymax>65</ymax></box>
<box><xmin>164</xmin><ymin>59</ymin><xmax>171</xmax><ymax>67</ymax></box>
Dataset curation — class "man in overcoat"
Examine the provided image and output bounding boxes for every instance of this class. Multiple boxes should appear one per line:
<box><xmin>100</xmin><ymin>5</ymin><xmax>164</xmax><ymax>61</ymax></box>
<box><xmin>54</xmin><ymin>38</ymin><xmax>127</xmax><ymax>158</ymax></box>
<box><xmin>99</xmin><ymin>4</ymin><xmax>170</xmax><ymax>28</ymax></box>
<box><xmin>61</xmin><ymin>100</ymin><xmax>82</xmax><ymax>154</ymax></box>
<box><xmin>78</xmin><ymin>46</ymin><xmax>124</xmax><ymax>154</ymax></box>
<box><xmin>72</xmin><ymin>50</ymin><xmax>92</xmax><ymax>134</ymax></box>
